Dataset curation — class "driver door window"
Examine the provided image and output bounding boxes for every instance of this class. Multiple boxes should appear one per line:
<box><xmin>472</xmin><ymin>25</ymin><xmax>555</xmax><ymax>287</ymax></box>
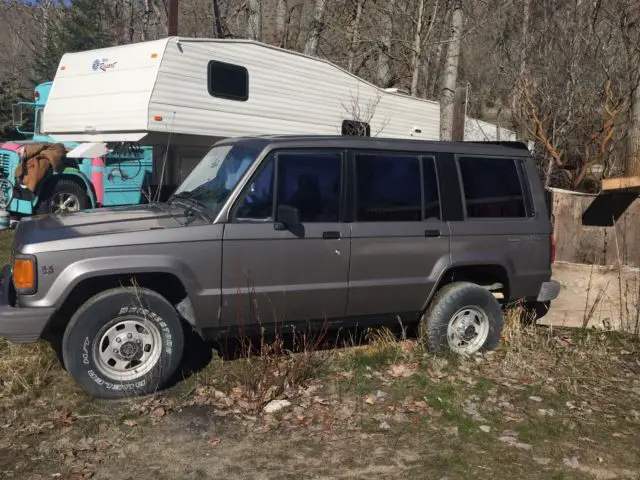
<box><xmin>233</xmin><ymin>151</ymin><xmax>342</xmax><ymax>223</ymax></box>
<box><xmin>235</xmin><ymin>158</ymin><xmax>275</xmax><ymax>220</ymax></box>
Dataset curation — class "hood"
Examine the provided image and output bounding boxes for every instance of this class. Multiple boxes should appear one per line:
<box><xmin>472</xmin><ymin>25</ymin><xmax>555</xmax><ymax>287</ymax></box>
<box><xmin>13</xmin><ymin>203</ymin><xmax>201</xmax><ymax>255</ymax></box>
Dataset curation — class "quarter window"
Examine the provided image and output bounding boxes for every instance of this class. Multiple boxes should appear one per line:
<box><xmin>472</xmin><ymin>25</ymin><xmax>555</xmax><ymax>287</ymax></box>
<box><xmin>458</xmin><ymin>156</ymin><xmax>527</xmax><ymax>218</ymax></box>
<box><xmin>207</xmin><ymin>60</ymin><xmax>249</xmax><ymax>101</ymax></box>
<box><xmin>355</xmin><ymin>153</ymin><xmax>422</xmax><ymax>222</ymax></box>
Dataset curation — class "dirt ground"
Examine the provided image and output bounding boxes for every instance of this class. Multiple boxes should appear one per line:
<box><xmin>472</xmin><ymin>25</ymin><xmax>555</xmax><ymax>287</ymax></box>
<box><xmin>1</xmin><ymin>322</ymin><xmax>639</xmax><ymax>480</ymax></box>
<box><xmin>1</xmin><ymin>230</ymin><xmax>640</xmax><ymax>479</ymax></box>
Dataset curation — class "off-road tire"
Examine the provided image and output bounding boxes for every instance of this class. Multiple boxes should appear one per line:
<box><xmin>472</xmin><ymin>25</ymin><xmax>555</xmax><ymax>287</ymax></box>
<box><xmin>62</xmin><ymin>287</ymin><xmax>185</xmax><ymax>399</ymax></box>
<box><xmin>36</xmin><ymin>178</ymin><xmax>90</xmax><ymax>214</ymax></box>
<box><xmin>420</xmin><ymin>281</ymin><xmax>503</xmax><ymax>355</ymax></box>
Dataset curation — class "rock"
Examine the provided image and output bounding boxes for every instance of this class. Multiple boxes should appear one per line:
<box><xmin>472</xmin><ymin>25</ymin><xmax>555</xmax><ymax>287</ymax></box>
<box><xmin>533</xmin><ymin>457</ymin><xmax>552</xmax><ymax>466</ymax></box>
<box><xmin>529</xmin><ymin>396</ymin><xmax>543</xmax><ymax>402</ymax></box>
<box><xmin>479</xmin><ymin>425</ymin><xmax>491</xmax><ymax>433</ymax></box>
<box><xmin>379</xmin><ymin>421</ymin><xmax>391</xmax><ymax>431</ymax></box>
<box><xmin>498</xmin><ymin>436</ymin><xmax>532</xmax><ymax>451</ymax></box>
<box><xmin>444</xmin><ymin>426</ymin><xmax>459</xmax><ymax>437</ymax></box>
<box><xmin>563</xmin><ymin>457</ymin><xmax>581</xmax><ymax>469</ymax></box>
<box><xmin>375</xmin><ymin>390</ymin><xmax>387</xmax><ymax>400</ymax></box>
<box><xmin>263</xmin><ymin>400</ymin><xmax>292</xmax><ymax>414</ymax></box>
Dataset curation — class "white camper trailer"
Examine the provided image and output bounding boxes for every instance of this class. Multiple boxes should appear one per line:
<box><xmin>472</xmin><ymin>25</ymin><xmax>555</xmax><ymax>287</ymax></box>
<box><xmin>42</xmin><ymin>37</ymin><xmax>442</xmax><ymax>189</ymax></box>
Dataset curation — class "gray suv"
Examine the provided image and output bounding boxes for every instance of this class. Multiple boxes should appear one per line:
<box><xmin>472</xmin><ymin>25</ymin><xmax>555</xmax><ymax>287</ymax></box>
<box><xmin>0</xmin><ymin>136</ymin><xmax>560</xmax><ymax>398</ymax></box>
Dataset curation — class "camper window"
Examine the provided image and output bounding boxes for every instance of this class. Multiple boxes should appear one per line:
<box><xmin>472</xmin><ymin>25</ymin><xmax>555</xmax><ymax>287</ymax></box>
<box><xmin>207</xmin><ymin>60</ymin><xmax>249</xmax><ymax>101</ymax></box>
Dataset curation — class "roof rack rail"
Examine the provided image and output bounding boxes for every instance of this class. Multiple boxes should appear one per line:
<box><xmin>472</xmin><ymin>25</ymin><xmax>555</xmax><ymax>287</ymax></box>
<box><xmin>464</xmin><ymin>141</ymin><xmax>530</xmax><ymax>150</ymax></box>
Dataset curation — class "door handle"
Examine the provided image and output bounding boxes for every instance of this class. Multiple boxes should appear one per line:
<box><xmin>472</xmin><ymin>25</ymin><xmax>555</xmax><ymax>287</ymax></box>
<box><xmin>323</xmin><ymin>231</ymin><xmax>341</xmax><ymax>239</ymax></box>
<box><xmin>424</xmin><ymin>229</ymin><xmax>441</xmax><ymax>238</ymax></box>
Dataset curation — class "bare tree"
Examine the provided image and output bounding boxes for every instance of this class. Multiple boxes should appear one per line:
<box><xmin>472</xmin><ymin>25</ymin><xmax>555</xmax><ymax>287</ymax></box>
<box><xmin>304</xmin><ymin>0</ymin><xmax>326</xmax><ymax>56</ymax></box>
<box><xmin>439</xmin><ymin>0</ymin><xmax>463</xmax><ymax>141</ymax></box>
<box><xmin>347</xmin><ymin>0</ymin><xmax>364</xmax><ymax>72</ymax></box>
<box><xmin>247</xmin><ymin>0</ymin><xmax>262</xmax><ymax>41</ymax></box>
<box><xmin>376</xmin><ymin>0</ymin><xmax>394</xmax><ymax>87</ymax></box>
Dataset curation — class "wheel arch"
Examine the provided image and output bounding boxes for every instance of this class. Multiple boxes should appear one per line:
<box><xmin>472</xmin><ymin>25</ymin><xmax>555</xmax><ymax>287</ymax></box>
<box><xmin>46</xmin><ymin>270</ymin><xmax>195</xmax><ymax>337</ymax></box>
<box><xmin>38</xmin><ymin>171</ymin><xmax>97</xmax><ymax>209</ymax></box>
<box><xmin>423</xmin><ymin>263</ymin><xmax>512</xmax><ymax>312</ymax></box>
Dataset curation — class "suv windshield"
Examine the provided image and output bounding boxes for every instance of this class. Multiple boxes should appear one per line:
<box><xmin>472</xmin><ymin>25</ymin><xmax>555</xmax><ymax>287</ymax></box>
<box><xmin>170</xmin><ymin>142</ymin><xmax>263</xmax><ymax>215</ymax></box>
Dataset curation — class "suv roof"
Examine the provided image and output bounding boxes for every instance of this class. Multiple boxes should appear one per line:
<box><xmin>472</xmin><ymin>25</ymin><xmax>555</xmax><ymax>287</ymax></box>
<box><xmin>217</xmin><ymin>135</ymin><xmax>531</xmax><ymax>156</ymax></box>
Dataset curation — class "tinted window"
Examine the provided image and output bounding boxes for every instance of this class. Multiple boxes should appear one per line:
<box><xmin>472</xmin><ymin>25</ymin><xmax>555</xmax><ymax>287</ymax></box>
<box><xmin>277</xmin><ymin>152</ymin><xmax>342</xmax><ymax>222</ymax></box>
<box><xmin>235</xmin><ymin>158</ymin><xmax>275</xmax><ymax>220</ymax></box>
<box><xmin>422</xmin><ymin>157</ymin><xmax>440</xmax><ymax>220</ymax></box>
<box><xmin>355</xmin><ymin>153</ymin><xmax>422</xmax><ymax>222</ymax></box>
<box><xmin>458</xmin><ymin>156</ymin><xmax>526</xmax><ymax>218</ymax></box>
<box><xmin>207</xmin><ymin>60</ymin><xmax>248</xmax><ymax>101</ymax></box>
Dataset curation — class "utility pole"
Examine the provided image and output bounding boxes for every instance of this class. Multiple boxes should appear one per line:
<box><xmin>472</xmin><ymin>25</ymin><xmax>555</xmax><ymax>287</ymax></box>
<box><xmin>168</xmin><ymin>0</ymin><xmax>179</xmax><ymax>36</ymax></box>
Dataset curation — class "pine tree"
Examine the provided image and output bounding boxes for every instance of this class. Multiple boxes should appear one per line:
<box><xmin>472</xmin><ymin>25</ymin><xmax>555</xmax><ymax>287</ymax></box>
<box><xmin>33</xmin><ymin>0</ymin><xmax>115</xmax><ymax>84</ymax></box>
<box><xmin>0</xmin><ymin>81</ymin><xmax>26</xmax><ymax>142</ymax></box>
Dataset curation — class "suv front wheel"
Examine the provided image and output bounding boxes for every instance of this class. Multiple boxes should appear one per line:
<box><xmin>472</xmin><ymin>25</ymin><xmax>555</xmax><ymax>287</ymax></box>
<box><xmin>420</xmin><ymin>282</ymin><xmax>503</xmax><ymax>355</ymax></box>
<box><xmin>62</xmin><ymin>287</ymin><xmax>185</xmax><ymax>399</ymax></box>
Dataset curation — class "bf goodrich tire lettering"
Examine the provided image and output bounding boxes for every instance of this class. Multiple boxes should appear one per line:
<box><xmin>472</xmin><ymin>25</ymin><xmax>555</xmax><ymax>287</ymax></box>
<box><xmin>420</xmin><ymin>282</ymin><xmax>503</xmax><ymax>355</ymax></box>
<box><xmin>62</xmin><ymin>287</ymin><xmax>184</xmax><ymax>399</ymax></box>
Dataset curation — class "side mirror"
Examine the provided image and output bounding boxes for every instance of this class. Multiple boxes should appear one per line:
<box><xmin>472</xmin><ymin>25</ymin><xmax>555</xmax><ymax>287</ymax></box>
<box><xmin>276</xmin><ymin>204</ymin><xmax>300</xmax><ymax>228</ymax></box>
<box><xmin>12</xmin><ymin>104</ymin><xmax>23</xmax><ymax>127</ymax></box>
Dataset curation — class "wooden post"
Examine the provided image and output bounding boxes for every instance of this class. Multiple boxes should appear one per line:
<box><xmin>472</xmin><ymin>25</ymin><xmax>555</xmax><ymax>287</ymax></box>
<box><xmin>168</xmin><ymin>0</ymin><xmax>179</xmax><ymax>36</ymax></box>
<box><xmin>451</xmin><ymin>86</ymin><xmax>466</xmax><ymax>141</ymax></box>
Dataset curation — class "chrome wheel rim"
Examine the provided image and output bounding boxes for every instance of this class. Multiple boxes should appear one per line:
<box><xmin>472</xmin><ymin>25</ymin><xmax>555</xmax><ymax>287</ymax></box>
<box><xmin>0</xmin><ymin>178</ymin><xmax>13</xmax><ymax>209</ymax></box>
<box><xmin>50</xmin><ymin>192</ymin><xmax>80</xmax><ymax>213</ymax></box>
<box><xmin>92</xmin><ymin>316</ymin><xmax>163</xmax><ymax>381</ymax></box>
<box><xmin>447</xmin><ymin>306</ymin><xmax>490</xmax><ymax>354</ymax></box>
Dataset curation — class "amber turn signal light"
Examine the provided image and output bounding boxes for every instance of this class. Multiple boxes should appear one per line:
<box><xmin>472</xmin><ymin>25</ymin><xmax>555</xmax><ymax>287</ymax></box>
<box><xmin>13</xmin><ymin>258</ymin><xmax>35</xmax><ymax>291</ymax></box>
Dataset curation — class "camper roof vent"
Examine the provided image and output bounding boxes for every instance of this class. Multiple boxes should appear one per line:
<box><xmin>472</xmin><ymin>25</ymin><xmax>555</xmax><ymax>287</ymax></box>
<box><xmin>384</xmin><ymin>88</ymin><xmax>410</xmax><ymax>95</ymax></box>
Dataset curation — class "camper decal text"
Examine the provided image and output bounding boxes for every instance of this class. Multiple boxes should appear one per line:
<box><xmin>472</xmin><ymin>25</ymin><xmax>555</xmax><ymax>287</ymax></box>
<box><xmin>92</xmin><ymin>58</ymin><xmax>117</xmax><ymax>72</ymax></box>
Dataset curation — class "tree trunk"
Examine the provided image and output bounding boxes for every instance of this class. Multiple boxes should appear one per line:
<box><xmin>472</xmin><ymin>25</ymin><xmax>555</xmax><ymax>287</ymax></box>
<box><xmin>304</xmin><ymin>0</ymin><xmax>326</xmax><ymax>56</ymax></box>
<box><xmin>212</xmin><ymin>0</ymin><xmax>224</xmax><ymax>38</ymax></box>
<box><xmin>513</xmin><ymin>0</ymin><xmax>530</xmax><ymax>140</ymax></box>
<box><xmin>627</xmin><ymin>81</ymin><xmax>640</xmax><ymax>176</ymax></box>
<box><xmin>439</xmin><ymin>0</ymin><xmax>463</xmax><ymax>141</ymax></box>
<box><xmin>376</xmin><ymin>0</ymin><xmax>394</xmax><ymax>87</ymax></box>
<box><xmin>347</xmin><ymin>0</ymin><xmax>364</xmax><ymax>73</ymax></box>
<box><xmin>410</xmin><ymin>1</ymin><xmax>425</xmax><ymax>96</ymax></box>
<box><xmin>247</xmin><ymin>0</ymin><xmax>261</xmax><ymax>41</ymax></box>
<box><xmin>274</xmin><ymin>0</ymin><xmax>287</xmax><ymax>47</ymax></box>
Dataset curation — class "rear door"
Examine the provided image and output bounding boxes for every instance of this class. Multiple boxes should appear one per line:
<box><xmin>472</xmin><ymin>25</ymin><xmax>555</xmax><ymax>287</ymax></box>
<box><xmin>346</xmin><ymin>149</ymin><xmax>451</xmax><ymax>318</ymax></box>
<box><xmin>220</xmin><ymin>148</ymin><xmax>350</xmax><ymax>327</ymax></box>
<box><xmin>447</xmin><ymin>153</ymin><xmax>544</xmax><ymax>300</ymax></box>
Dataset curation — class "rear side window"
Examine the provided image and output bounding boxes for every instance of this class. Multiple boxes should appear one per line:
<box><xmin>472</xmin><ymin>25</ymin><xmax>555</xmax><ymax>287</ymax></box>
<box><xmin>457</xmin><ymin>156</ymin><xmax>527</xmax><ymax>218</ymax></box>
<box><xmin>207</xmin><ymin>60</ymin><xmax>248</xmax><ymax>101</ymax></box>
<box><xmin>355</xmin><ymin>153</ymin><xmax>423</xmax><ymax>221</ymax></box>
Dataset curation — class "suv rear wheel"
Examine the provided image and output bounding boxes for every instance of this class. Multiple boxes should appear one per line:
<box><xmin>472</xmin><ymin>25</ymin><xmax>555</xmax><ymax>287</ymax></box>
<box><xmin>62</xmin><ymin>287</ymin><xmax>185</xmax><ymax>399</ymax></box>
<box><xmin>420</xmin><ymin>282</ymin><xmax>503</xmax><ymax>355</ymax></box>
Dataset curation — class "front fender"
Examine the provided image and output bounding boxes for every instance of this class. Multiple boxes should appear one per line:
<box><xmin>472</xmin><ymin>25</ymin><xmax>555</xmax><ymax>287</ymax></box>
<box><xmin>26</xmin><ymin>255</ymin><xmax>201</xmax><ymax>310</ymax></box>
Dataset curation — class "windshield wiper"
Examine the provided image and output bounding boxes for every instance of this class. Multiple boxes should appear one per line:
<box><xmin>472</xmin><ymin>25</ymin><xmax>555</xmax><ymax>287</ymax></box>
<box><xmin>169</xmin><ymin>192</ymin><xmax>213</xmax><ymax>222</ymax></box>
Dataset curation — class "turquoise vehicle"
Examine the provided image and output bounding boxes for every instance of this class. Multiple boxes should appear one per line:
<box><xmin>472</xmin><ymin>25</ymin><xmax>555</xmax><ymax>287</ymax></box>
<box><xmin>0</xmin><ymin>82</ymin><xmax>154</xmax><ymax>216</ymax></box>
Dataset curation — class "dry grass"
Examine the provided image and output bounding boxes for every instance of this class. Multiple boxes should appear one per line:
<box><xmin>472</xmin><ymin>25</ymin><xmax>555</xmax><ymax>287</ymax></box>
<box><xmin>0</xmin><ymin>339</ymin><xmax>58</xmax><ymax>400</ymax></box>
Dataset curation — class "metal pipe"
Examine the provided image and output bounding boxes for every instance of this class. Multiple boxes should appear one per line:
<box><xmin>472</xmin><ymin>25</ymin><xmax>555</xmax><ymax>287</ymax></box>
<box><xmin>168</xmin><ymin>0</ymin><xmax>179</xmax><ymax>36</ymax></box>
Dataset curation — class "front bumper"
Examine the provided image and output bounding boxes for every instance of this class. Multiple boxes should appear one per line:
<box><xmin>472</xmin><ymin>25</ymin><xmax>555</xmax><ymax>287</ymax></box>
<box><xmin>536</xmin><ymin>280</ymin><xmax>561</xmax><ymax>303</ymax></box>
<box><xmin>0</xmin><ymin>265</ymin><xmax>55</xmax><ymax>343</ymax></box>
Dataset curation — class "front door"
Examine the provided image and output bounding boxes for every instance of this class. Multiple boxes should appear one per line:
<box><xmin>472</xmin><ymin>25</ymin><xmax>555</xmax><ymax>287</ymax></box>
<box><xmin>220</xmin><ymin>149</ymin><xmax>350</xmax><ymax>328</ymax></box>
<box><xmin>346</xmin><ymin>150</ymin><xmax>451</xmax><ymax>318</ymax></box>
